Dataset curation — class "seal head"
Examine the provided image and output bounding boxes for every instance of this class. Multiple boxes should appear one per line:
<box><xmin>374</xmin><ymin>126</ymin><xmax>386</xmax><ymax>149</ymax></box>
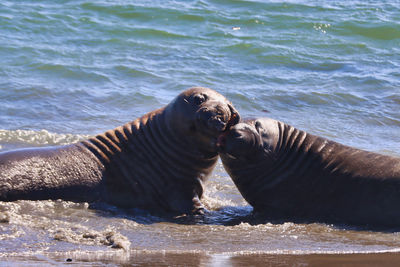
<box><xmin>217</xmin><ymin>118</ymin><xmax>278</xmax><ymax>163</ymax></box>
<box><xmin>165</xmin><ymin>87</ymin><xmax>240</xmax><ymax>154</ymax></box>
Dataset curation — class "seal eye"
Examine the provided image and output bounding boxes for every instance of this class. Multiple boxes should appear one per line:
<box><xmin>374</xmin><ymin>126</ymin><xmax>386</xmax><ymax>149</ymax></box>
<box><xmin>192</xmin><ymin>94</ymin><xmax>207</xmax><ymax>105</ymax></box>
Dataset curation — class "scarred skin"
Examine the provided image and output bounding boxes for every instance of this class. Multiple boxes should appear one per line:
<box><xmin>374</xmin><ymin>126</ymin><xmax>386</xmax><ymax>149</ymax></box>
<box><xmin>217</xmin><ymin>117</ymin><xmax>400</xmax><ymax>228</ymax></box>
<box><xmin>0</xmin><ymin>87</ymin><xmax>240</xmax><ymax>215</ymax></box>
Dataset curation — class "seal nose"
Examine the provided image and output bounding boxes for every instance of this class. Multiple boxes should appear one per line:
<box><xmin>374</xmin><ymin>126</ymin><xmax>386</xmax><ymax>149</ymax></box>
<box><xmin>208</xmin><ymin>116</ymin><xmax>226</xmax><ymax>132</ymax></box>
<box><xmin>196</xmin><ymin>109</ymin><xmax>227</xmax><ymax>133</ymax></box>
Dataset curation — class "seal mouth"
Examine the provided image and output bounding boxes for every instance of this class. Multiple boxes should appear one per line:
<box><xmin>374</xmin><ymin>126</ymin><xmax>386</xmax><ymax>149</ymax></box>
<box><xmin>196</xmin><ymin>106</ymin><xmax>240</xmax><ymax>134</ymax></box>
<box><xmin>191</xmin><ymin>102</ymin><xmax>240</xmax><ymax>152</ymax></box>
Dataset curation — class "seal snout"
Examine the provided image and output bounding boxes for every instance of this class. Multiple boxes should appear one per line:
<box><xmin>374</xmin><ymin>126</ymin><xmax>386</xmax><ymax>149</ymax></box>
<box><xmin>216</xmin><ymin>127</ymin><xmax>242</xmax><ymax>153</ymax></box>
<box><xmin>216</xmin><ymin>120</ymin><xmax>246</xmax><ymax>153</ymax></box>
<box><xmin>217</xmin><ymin>123</ymin><xmax>262</xmax><ymax>159</ymax></box>
<box><xmin>196</xmin><ymin>108</ymin><xmax>229</xmax><ymax>134</ymax></box>
<box><xmin>207</xmin><ymin>116</ymin><xmax>227</xmax><ymax>132</ymax></box>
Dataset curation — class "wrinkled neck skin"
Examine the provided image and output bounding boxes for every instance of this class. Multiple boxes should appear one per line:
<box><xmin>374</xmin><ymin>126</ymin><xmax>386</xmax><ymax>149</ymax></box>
<box><xmin>82</xmin><ymin>107</ymin><xmax>218</xmax><ymax>215</ymax></box>
<box><xmin>221</xmin><ymin>118</ymin><xmax>347</xmax><ymax>210</ymax></box>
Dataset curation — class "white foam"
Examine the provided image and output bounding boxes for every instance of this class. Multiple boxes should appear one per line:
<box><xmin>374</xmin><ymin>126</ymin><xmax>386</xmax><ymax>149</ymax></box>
<box><xmin>0</xmin><ymin>129</ymin><xmax>90</xmax><ymax>147</ymax></box>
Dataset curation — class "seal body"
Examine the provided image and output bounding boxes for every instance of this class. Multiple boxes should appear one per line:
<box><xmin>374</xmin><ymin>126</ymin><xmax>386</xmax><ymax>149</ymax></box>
<box><xmin>218</xmin><ymin>117</ymin><xmax>400</xmax><ymax>227</ymax></box>
<box><xmin>0</xmin><ymin>145</ymin><xmax>104</xmax><ymax>202</ymax></box>
<box><xmin>0</xmin><ymin>87</ymin><xmax>240</xmax><ymax>215</ymax></box>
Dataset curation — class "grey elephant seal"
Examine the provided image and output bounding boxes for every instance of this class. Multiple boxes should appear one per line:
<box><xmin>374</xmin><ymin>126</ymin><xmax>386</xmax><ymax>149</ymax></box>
<box><xmin>0</xmin><ymin>87</ymin><xmax>240</xmax><ymax>215</ymax></box>
<box><xmin>217</xmin><ymin>117</ymin><xmax>400</xmax><ymax>228</ymax></box>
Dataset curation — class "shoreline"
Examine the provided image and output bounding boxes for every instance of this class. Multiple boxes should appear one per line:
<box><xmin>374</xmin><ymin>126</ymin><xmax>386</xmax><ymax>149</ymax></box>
<box><xmin>2</xmin><ymin>250</ymin><xmax>400</xmax><ymax>266</ymax></box>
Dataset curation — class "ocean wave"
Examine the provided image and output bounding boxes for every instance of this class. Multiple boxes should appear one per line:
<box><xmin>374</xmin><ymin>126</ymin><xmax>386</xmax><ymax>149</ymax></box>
<box><xmin>0</xmin><ymin>129</ymin><xmax>89</xmax><ymax>149</ymax></box>
<box><xmin>337</xmin><ymin>21</ymin><xmax>400</xmax><ymax>40</ymax></box>
<box><xmin>27</xmin><ymin>63</ymin><xmax>110</xmax><ymax>82</ymax></box>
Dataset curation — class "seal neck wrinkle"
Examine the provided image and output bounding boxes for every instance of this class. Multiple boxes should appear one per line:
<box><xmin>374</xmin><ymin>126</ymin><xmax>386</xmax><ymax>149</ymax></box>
<box><xmin>81</xmin><ymin>108</ymin><xmax>217</xmax><ymax>213</ymax></box>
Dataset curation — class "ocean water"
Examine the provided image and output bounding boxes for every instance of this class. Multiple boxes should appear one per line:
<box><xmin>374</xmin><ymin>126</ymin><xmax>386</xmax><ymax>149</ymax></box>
<box><xmin>1</xmin><ymin>0</ymin><xmax>400</xmax><ymax>265</ymax></box>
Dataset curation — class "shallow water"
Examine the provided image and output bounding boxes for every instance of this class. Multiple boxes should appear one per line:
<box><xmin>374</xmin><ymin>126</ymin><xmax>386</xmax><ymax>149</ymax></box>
<box><xmin>1</xmin><ymin>0</ymin><xmax>400</xmax><ymax>265</ymax></box>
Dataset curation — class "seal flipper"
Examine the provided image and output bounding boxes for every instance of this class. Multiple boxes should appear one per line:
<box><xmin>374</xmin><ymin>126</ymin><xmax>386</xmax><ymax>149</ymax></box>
<box><xmin>164</xmin><ymin>181</ymin><xmax>205</xmax><ymax>215</ymax></box>
<box><xmin>191</xmin><ymin>195</ymin><xmax>206</xmax><ymax>215</ymax></box>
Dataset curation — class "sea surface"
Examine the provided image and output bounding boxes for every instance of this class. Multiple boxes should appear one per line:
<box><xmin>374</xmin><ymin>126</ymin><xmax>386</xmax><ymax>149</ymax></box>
<box><xmin>1</xmin><ymin>0</ymin><xmax>400</xmax><ymax>266</ymax></box>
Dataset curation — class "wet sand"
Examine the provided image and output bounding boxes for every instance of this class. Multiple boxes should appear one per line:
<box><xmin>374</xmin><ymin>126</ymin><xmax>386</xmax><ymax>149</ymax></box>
<box><xmin>3</xmin><ymin>251</ymin><xmax>400</xmax><ymax>266</ymax></box>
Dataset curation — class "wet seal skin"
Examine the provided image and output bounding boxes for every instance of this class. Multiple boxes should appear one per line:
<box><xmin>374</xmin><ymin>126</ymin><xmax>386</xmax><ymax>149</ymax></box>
<box><xmin>0</xmin><ymin>87</ymin><xmax>240</xmax><ymax>215</ymax></box>
<box><xmin>217</xmin><ymin>117</ymin><xmax>400</xmax><ymax>228</ymax></box>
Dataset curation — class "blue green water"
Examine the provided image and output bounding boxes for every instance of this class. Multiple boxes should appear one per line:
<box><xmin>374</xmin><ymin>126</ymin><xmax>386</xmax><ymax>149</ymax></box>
<box><xmin>1</xmin><ymin>0</ymin><xmax>400</xmax><ymax>265</ymax></box>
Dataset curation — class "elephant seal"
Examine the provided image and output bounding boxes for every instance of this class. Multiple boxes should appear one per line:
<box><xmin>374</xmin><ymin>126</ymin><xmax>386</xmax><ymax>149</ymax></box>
<box><xmin>0</xmin><ymin>87</ymin><xmax>240</xmax><ymax>215</ymax></box>
<box><xmin>217</xmin><ymin>117</ymin><xmax>400</xmax><ymax>228</ymax></box>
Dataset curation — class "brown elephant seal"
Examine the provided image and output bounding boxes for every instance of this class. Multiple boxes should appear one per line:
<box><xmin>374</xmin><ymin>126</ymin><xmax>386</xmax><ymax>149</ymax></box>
<box><xmin>217</xmin><ymin>117</ymin><xmax>400</xmax><ymax>228</ymax></box>
<box><xmin>0</xmin><ymin>87</ymin><xmax>240</xmax><ymax>215</ymax></box>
